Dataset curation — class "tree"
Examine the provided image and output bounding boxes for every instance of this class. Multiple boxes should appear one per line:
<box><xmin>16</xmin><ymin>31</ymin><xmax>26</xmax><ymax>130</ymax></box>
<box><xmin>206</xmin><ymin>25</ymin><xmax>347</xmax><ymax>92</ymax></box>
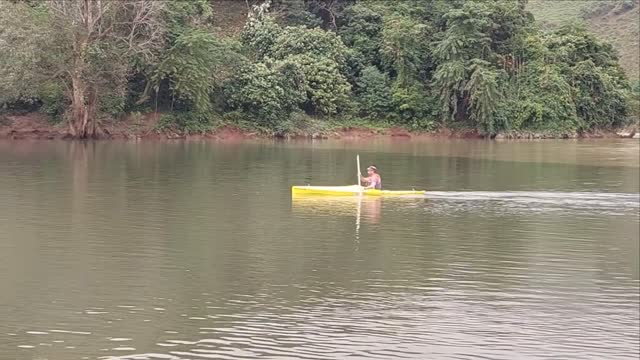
<box><xmin>496</xmin><ymin>61</ymin><xmax>580</xmax><ymax>133</ymax></box>
<box><xmin>338</xmin><ymin>3</ymin><xmax>384</xmax><ymax>67</ymax></box>
<box><xmin>270</xmin><ymin>25</ymin><xmax>350</xmax><ymax>69</ymax></box>
<box><xmin>225</xmin><ymin>60</ymin><xmax>306</xmax><ymax>126</ymax></box>
<box><xmin>51</xmin><ymin>0</ymin><xmax>166</xmax><ymax>137</ymax></box>
<box><xmin>380</xmin><ymin>14</ymin><xmax>430</xmax><ymax>86</ymax></box>
<box><xmin>304</xmin><ymin>0</ymin><xmax>354</xmax><ymax>30</ymax></box>
<box><xmin>242</xmin><ymin>10</ymin><xmax>352</xmax><ymax>116</ymax></box>
<box><xmin>1</xmin><ymin>0</ymin><xmax>634</xmax><ymax>136</ymax></box>
<box><xmin>0</xmin><ymin>2</ymin><xmax>49</xmax><ymax>105</ymax></box>
<box><xmin>432</xmin><ymin>60</ymin><xmax>466</xmax><ymax>121</ymax></box>
<box><xmin>355</xmin><ymin>66</ymin><xmax>392</xmax><ymax>118</ymax></box>
<box><xmin>464</xmin><ymin>60</ymin><xmax>502</xmax><ymax>134</ymax></box>
<box><xmin>0</xmin><ymin>1</ymin><xmax>165</xmax><ymax>138</ymax></box>
<box><xmin>570</xmin><ymin>60</ymin><xmax>628</xmax><ymax>129</ymax></box>
<box><xmin>271</xmin><ymin>0</ymin><xmax>322</xmax><ymax>28</ymax></box>
<box><xmin>283</xmin><ymin>54</ymin><xmax>352</xmax><ymax>115</ymax></box>
<box><xmin>431</xmin><ymin>1</ymin><xmax>514</xmax><ymax>131</ymax></box>
<box><xmin>242</xmin><ymin>14</ymin><xmax>283</xmax><ymax>60</ymax></box>
<box><xmin>152</xmin><ymin>30</ymin><xmax>243</xmax><ymax>114</ymax></box>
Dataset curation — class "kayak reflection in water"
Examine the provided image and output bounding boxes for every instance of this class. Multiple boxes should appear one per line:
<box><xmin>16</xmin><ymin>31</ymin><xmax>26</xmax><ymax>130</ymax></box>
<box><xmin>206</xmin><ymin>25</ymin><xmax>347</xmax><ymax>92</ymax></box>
<box><xmin>360</xmin><ymin>165</ymin><xmax>382</xmax><ymax>190</ymax></box>
<box><xmin>291</xmin><ymin>196</ymin><xmax>382</xmax><ymax>225</ymax></box>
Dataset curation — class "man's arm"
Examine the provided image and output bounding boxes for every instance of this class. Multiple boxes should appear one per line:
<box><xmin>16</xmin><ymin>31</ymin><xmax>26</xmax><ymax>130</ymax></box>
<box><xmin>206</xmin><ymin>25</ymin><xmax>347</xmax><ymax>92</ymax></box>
<box><xmin>363</xmin><ymin>177</ymin><xmax>378</xmax><ymax>189</ymax></box>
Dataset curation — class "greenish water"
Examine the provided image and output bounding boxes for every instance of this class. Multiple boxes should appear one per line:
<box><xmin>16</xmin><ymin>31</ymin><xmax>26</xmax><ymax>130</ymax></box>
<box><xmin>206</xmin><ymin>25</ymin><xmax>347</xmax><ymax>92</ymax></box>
<box><xmin>0</xmin><ymin>139</ymin><xmax>638</xmax><ymax>360</ymax></box>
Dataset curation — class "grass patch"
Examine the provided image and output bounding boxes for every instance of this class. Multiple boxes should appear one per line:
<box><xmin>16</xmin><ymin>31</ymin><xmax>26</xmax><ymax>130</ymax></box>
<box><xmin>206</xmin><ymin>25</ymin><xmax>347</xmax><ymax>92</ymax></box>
<box><xmin>219</xmin><ymin>111</ymin><xmax>398</xmax><ymax>137</ymax></box>
<box><xmin>527</xmin><ymin>0</ymin><xmax>592</xmax><ymax>26</ymax></box>
<box><xmin>155</xmin><ymin>111</ymin><xmax>220</xmax><ymax>134</ymax></box>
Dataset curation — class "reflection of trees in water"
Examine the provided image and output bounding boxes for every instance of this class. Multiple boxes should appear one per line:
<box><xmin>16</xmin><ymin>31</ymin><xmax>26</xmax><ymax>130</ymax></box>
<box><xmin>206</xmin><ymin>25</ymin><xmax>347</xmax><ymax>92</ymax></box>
<box><xmin>68</xmin><ymin>142</ymin><xmax>90</xmax><ymax>226</ymax></box>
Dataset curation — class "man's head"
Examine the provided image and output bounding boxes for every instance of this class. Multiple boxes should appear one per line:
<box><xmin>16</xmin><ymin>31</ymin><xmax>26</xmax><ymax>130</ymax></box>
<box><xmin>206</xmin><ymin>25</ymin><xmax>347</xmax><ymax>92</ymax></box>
<box><xmin>367</xmin><ymin>165</ymin><xmax>378</xmax><ymax>175</ymax></box>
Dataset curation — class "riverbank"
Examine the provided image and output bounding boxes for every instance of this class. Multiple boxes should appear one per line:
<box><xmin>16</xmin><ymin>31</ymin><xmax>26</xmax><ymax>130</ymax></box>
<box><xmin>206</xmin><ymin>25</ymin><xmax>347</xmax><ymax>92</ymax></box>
<box><xmin>1</xmin><ymin>112</ymin><xmax>637</xmax><ymax>141</ymax></box>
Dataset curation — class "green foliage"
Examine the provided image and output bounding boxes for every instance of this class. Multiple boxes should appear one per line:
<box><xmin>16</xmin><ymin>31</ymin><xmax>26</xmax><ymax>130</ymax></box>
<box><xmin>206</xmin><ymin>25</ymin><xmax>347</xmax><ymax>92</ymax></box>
<box><xmin>464</xmin><ymin>60</ymin><xmax>503</xmax><ymax>134</ymax></box>
<box><xmin>224</xmin><ymin>60</ymin><xmax>306</xmax><ymax>126</ymax></box>
<box><xmin>284</xmin><ymin>54</ymin><xmax>352</xmax><ymax>115</ymax></box>
<box><xmin>153</xmin><ymin>30</ymin><xmax>243</xmax><ymax>113</ymax></box>
<box><xmin>270</xmin><ymin>26</ymin><xmax>350</xmax><ymax>69</ymax></box>
<box><xmin>355</xmin><ymin>66</ymin><xmax>392</xmax><ymax>118</ymax></box>
<box><xmin>433</xmin><ymin>2</ymin><xmax>493</xmax><ymax>62</ymax></box>
<box><xmin>242</xmin><ymin>17</ymin><xmax>283</xmax><ymax>59</ymax></box>
<box><xmin>540</xmin><ymin>25</ymin><xmax>631</xmax><ymax>129</ymax></box>
<box><xmin>240</xmin><ymin>15</ymin><xmax>352</xmax><ymax>116</ymax></box>
<box><xmin>381</xmin><ymin>14</ymin><xmax>430</xmax><ymax>85</ymax></box>
<box><xmin>338</xmin><ymin>4</ymin><xmax>384</xmax><ymax>66</ymax></box>
<box><xmin>543</xmin><ymin>23</ymin><xmax>619</xmax><ymax>68</ymax></box>
<box><xmin>431</xmin><ymin>1</ymin><xmax>506</xmax><ymax>131</ymax></box>
<box><xmin>390</xmin><ymin>83</ymin><xmax>435</xmax><ymax>127</ymax></box>
<box><xmin>570</xmin><ymin>60</ymin><xmax>629</xmax><ymax>129</ymax></box>
<box><xmin>98</xmin><ymin>94</ymin><xmax>125</xmax><ymax>118</ymax></box>
<box><xmin>433</xmin><ymin>60</ymin><xmax>466</xmax><ymax>121</ymax></box>
<box><xmin>496</xmin><ymin>62</ymin><xmax>580</xmax><ymax>133</ymax></box>
<box><xmin>528</xmin><ymin>0</ymin><xmax>639</xmax><ymax>82</ymax></box>
<box><xmin>273</xmin><ymin>0</ymin><xmax>323</xmax><ymax>28</ymax></box>
<box><xmin>484</xmin><ymin>0</ymin><xmax>535</xmax><ymax>54</ymax></box>
<box><xmin>156</xmin><ymin>111</ymin><xmax>215</xmax><ymax>133</ymax></box>
<box><xmin>38</xmin><ymin>83</ymin><xmax>66</xmax><ymax>123</ymax></box>
<box><xmin>0</xmin><ymin>1</ymin><xmax>50</xmax><ymax>105</ymax></box>
<box><xmin>0</xmin><ymin>0</ymin><xmax>635</xmax><ymax>136</ymax></box>
<box><xmin>164</xmin><ymin>0</ymin><xmax>213</xmax><ymax>37</ymax></box>
<box><xmin>628</xmin><ymin>81</ymin><xmax>640</xmax><ymax>122</ymax></box>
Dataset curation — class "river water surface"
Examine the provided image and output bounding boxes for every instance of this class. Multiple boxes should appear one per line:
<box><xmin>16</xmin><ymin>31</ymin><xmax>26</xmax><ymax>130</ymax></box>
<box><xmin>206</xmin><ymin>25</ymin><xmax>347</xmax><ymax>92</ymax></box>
<box><xmin>0</xmin><ymin>139</ymin><xmax>638</xmax><ymax>359</ymax></box>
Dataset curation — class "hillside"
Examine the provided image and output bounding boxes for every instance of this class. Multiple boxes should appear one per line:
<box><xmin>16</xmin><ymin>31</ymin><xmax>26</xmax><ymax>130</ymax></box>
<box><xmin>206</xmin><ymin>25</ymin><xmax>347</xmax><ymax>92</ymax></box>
<box><xmin>211</xmin><ymin>0</ymin><xmax>249</xmax><ymax>38</ymax></box>
<box><xmin>0</xmin><ymin>0</ymin><xmax>635</xmax><ymax>139</ymax></box>
<box><xmin>528</xmin><ymin>0</ymin><xmax>640</xmax><ymax>82</ymax></box>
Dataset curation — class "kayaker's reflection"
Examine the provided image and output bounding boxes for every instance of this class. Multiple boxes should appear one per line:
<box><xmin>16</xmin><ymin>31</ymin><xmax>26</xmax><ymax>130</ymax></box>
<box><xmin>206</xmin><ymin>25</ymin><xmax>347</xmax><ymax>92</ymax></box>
<box><xmin>359</xmin><ymin>197</ymin><xmax>381</xmax><ymax>224</ymax></box>
<box><xmin>291</xmin><ymin>196</ymin><xmax>382</xmax><ymax>224</ymax></box>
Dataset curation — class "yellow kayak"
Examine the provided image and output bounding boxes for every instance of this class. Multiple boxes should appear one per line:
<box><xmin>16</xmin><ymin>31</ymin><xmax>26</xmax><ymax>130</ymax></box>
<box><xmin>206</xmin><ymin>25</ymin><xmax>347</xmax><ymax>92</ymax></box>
<box><xmin>291</xmin><ymin>185</ymin><xmax>425</xmax><ymax>197</ymax></box>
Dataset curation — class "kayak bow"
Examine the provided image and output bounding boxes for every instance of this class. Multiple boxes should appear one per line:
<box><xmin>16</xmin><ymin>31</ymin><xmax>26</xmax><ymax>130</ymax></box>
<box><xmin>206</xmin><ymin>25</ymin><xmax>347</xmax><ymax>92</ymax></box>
<box><xmin>291</xmin><ymin>185</ymin><xmax>425</xmax><ymax>197</ymax></box>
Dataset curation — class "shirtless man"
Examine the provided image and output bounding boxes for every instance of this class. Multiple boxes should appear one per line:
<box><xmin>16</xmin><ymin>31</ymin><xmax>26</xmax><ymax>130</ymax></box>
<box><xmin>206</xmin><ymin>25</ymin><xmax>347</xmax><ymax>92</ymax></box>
<box><xmin>360</xmin><ymin>165</ymin><xmax>382</xmax><ymax>190</ymax></box>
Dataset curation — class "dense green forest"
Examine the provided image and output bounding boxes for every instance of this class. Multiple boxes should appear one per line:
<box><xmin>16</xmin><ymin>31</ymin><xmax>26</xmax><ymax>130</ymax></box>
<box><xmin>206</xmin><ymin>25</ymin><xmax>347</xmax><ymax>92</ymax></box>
<box><xmin>0</xmin><ymin>0</ymin><xmax>638</xmax><ymax>138</ymax></box>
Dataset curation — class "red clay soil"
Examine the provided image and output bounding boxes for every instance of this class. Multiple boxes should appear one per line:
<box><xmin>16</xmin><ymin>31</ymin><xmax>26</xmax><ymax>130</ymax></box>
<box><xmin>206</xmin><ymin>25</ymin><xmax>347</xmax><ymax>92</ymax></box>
<box><xmin>0</xmin><ymin>112</ymin><xmax>262</xmax><ymax>141</ymax></box>
<box><xmin>0</xmin><ymin>113</ymin><xmax>417</xmax><ymax>141</ymax></box>
<box><xmin>0</xmin><ymin>113</ymin><xmax>68</xmax><ymax>140</ymax></box>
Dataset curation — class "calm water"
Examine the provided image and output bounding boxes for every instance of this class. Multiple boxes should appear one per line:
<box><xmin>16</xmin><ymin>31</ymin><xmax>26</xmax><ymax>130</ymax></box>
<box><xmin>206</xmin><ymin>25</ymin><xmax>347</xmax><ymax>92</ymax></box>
<box><xmin>0</xmin><ymin>139</ymin><xmax>638</xmax><ymax>360</ymax></box>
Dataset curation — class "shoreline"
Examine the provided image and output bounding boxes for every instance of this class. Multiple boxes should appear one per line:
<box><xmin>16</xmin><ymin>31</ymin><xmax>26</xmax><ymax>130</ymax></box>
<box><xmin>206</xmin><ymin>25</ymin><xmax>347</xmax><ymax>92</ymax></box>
<box><xmin>1</xmin><ymin>113</ymin><xmax>637</xmax><ymax>141</ymax></box>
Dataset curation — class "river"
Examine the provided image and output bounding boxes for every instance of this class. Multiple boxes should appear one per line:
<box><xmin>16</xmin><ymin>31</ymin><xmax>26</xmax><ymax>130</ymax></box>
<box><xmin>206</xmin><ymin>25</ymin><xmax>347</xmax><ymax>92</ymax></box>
<box><xmin>0</xmin><ymin>139</ymin><xmax>638</xmax><ymax>360</ymax></box>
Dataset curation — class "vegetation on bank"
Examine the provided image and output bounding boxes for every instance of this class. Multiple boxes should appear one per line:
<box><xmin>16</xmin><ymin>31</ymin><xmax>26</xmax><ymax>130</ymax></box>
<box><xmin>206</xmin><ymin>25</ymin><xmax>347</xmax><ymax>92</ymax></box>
<box><xmin>527</xmin><ymin>0</ymin><xmax>639</xmax><ymax>82</ymax></box>
<box><xmin>0</xmin><ymin>0</ymin><xmax>637</xmax><ymax>139</ymax></box>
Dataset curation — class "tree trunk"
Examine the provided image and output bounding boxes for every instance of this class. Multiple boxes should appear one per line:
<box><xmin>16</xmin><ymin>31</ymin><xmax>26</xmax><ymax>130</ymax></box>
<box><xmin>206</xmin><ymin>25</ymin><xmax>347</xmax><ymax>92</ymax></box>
<box><xmin>69</xmin><ymin>72</ymin><xmax>85</xmax><ymax>137</ymax></box>
<box><xmin>86</xmin><ymin>86</ymin><xmax>98</xmax><ymax>137</ymax></box>
<box><xmin>69</xmin><ymin>21</ymin><xmax>95</xmax><ymax>138</ymax></box>
<box><xmin>69</xmin><ymin>75</ymin><xmax>98</xmax><ymax>138</ymax></box>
